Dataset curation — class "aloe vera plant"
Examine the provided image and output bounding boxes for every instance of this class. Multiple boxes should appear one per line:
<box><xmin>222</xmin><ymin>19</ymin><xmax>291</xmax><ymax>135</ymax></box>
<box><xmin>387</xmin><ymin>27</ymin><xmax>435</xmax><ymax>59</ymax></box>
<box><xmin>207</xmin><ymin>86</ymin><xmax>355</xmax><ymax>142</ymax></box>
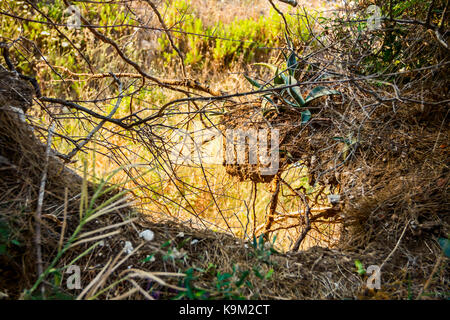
<box><xmin>244</xmin><ymin>52</ymin><xmax>340</xmax><ymax>123</ymax></box>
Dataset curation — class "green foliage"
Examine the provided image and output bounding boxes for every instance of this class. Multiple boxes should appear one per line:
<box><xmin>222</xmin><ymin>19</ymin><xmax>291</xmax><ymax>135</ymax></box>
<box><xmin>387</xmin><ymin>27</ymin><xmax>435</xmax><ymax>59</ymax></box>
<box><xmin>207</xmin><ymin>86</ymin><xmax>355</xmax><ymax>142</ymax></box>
<box><xmin>438</xmin><ymin>237</ymin><xmax>450</xmax><ymax>258</ymax></box>
<box><xmin>175</xmin><ymin>264</ymin><xmax>253</xmax><ymax>300</ymax></box>
<box><xmin>354</xmin><ymin>259</ymin><xmax>366</xmax><ymax>275</ymax></box>
<box><xmin>1</xmin><ymin>0</ymin><xmax>137</xmax><ymax>97</ymax></box>
<box><xmin>249</xmin><ymin>234</ymin><xmax>279</xmax><ymax>265</ymax></box>
<box><xmin>391</xmin><ymin>0</ymin><xmax>430</xmax><ymax>18</ymax></box>
<box><xmin>157</xmin><ymin>0</ymin><xmax>313</xmax><ymax>68</ymax></box>
<box><xmin>175</xmin><ymin>267</ymin><xmax>209</xmax><ymax>299</ymax></box>
<box><xmin>212</xmin><ymin>17</ymin><xmax>272</xmax><ymax>64</ymax></box>
<box><xmin>244</xmin><ymin>52</ymin><xmax>340</xmax><ymax>121</ymax></box>
<box><xmin>305</xmin><ymin>86</ymin><xmax>341</xmax><ymax>104</ymax></box>
<box><xmin>213</xmin><ymin>265</ymin><xmax>250</xmax><ymax>299</ymax></box>
<box><xmin>140</xmin><ymin>254</ymin><xmax>155</xmax><ymax>263</ymax></box>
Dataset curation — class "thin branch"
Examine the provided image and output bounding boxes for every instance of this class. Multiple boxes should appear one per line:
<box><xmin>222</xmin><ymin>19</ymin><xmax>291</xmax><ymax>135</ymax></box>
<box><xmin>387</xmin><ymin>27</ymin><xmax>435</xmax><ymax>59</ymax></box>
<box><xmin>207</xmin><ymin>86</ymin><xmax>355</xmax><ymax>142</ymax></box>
<box><xmin>144</xmin><ymin>0</ymin><xmax>186</xmax><ymax>77</ymax></box>
<box><xmin>380</xmin><ymin>220</ymin><xmax>410</xmax><ymax>270</ymax></box>
<box><xmin>58</xmin><ymin>187</ymin><xmax>69</xmax><ymax>252</ymax></box>
<box><xmin>35</xmin><ymin>122</ymin><xmax>55</xmax><ymax>296</ymax></box>
<box><xmin>64</xmin><ymin>72</ymin><xmax>123</xmax><ymax>159</ymax></box>
<box><xmin>62</xmin><ymin>0</ymin><xmax>218</xmax><ymax>96</ymax></box>
<box><xmin>268</xmin><ymin>0</ymin><xmax>291</xmax><ymax>36</ymax></box>
<box><xmin>280</xmin><ymin>178</ymin><xmax>311</xmax><ymax>252</ymax></box>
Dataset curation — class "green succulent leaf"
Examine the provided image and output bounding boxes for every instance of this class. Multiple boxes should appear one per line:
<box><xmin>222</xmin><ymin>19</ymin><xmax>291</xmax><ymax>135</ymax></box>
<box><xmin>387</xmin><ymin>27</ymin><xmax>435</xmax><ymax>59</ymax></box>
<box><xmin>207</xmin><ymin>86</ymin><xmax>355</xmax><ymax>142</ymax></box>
<box><xmin>262</xmin><ymin>94</ymin><xmax>277</xmax><ymax>107</ymax></box>
<box><xmin>301</xmin><ymin>109</ymin><xmax>311</xmax><ymax>123</ymax></box>
<box><xmin>290</xmin><ymin>86</ymin><xmax>306</xmax><ymax>106</ymax></box>
<box><xmin>438</xmin><ymin>238</ymin><xmax>450</xmax><ymax>258</ymax></box>
<box><xmin>281</xmin><ymin>96</ymin><xmax>299</xmax><ymax>108</ymax></box>
<box><xmin>287</xmin><ymin>52</ymin><xmax>298</xmax><ymax>76</ymax></box>
<box><xmin>261</xmin><ymin>95</ymin><xmax>280</xmax><ymax>116</ymax></box>
<box><xmin>243</xmin><ymin>74</ymin><xmax>262</xmax><ymax>89</ymax></box>
<box><xmin>273</xmin><ymin>68</ymin><xmax>284</xmax><ymax>85</ymax></box>
<box><xmin>252</xmin><ymin>235</ymin><xmax>257</xmax><ymax>249</ymax></box>
<box><xmin>251</xmin><ymin>63</ymin><xmax>285</xmax><ymax>86</ymax></box>
<box><xmin>305</xmin><ymin>86</ymin><xmax>340</xmax><ymax>104</ymax></box>
<box><xmin>279</xmin><ymin>73</ymin><xmax>289</xmax><ymax>85</ymax></box>
<box><xmin>258</xmin><ymin>234</ymin><xmax>264</xmax><ymax>248</ymax></box>
<box><xmin>279</xmin><ymin>74</ymin><xmax>305</xmax><ymax>106</ymax></box>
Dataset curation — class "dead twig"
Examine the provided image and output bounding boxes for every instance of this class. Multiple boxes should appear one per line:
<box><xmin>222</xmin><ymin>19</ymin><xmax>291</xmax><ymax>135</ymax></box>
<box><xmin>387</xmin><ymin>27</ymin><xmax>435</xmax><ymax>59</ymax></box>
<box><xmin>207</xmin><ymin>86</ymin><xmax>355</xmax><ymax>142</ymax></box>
<box><xmin>65</xmin><ymin>72</ymin><xmax>123</xmax><ymax>160</ymax></box>
<box><xmin>34</xmin><ymin>122</ymin><xmax>55</xmax><ymax>295</ymax></box>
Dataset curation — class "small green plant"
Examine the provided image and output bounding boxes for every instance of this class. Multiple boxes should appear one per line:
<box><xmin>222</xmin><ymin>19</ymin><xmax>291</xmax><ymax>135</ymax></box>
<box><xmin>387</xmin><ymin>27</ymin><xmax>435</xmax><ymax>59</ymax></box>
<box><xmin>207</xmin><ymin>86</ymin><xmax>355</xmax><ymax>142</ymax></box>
<box><xmin>214</xmin><ymin>265</ymin><xmax>251</xmax><ymax>299</ymax></box>
<box><xmin>155</xmin><ymin>1</ymin><xmax>314</xmax><ymax>68</ymax></box>
<box><xmin>249</xmin><ymin>234</ymin><xmax>279</xmax><ymax>265</ymax></box>
<box><xmin>175</xmin><ymin>264</ymin><xmax>252</xmax><ymax>300</ymax></box>
<box><xmin>354</xmin><ymin>259</ymin><xmax>366</xmax><ymax>276</ymax></box>
<box><xmin>175</xmin><ymin>267</ymin><xmax>209</xmax><ymax>300</ymax></box>
<box><xmin>140</xmin><ymin>254</ymin><xmax>155</xmax><ymax>263</ymax></box>
<box><xmin>252</xmin><ymin>266</ymin><xmax>274</xmax><ymax>281</ymax></box>
<box><xmin>244</xmin><ymin>50</ymin><xmax>340</xmax><ymax>122</ymax></box>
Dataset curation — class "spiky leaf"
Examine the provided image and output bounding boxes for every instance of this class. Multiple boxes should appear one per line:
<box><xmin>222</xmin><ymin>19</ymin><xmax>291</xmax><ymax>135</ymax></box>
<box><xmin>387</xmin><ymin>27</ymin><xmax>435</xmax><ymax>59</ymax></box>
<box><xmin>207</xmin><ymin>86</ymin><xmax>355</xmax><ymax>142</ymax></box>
<box><xmin>290</xmin><ymin>86</ymin><xmax>306</xmax><ymax>106</ymax></box>
<box><xmin>273</xmin><ymin>68</ymin><xmax>284</xmax><ymax>85</ymax></box>
<box><xmin>301</xmin><ymin>109</ymin><xmax>311</xmax><ymax>123</ymax></box>
<box><xmin>243</xmin><ymin>74</ymin><xmax>262</xmax><ymax>89</ymax></box>
<box><xmin>261</xmin><ymin>95</ymin><xmax>279</xmax><ymax>116</ymax></box>
<box><xmin>281</xmin><ymin>74</ymin><xmax>305</xmax><ymax>106</ymax></box>
<box><xmin>438</xmin><ymin>238</ymin><xmax>450</xmax><ymax>258</ymax></box>
<box><xmin>287</xmin><ymin>52</ymin><xmax>298</xmax><ymax>76</ymax></box>
<box><xmin>305</xmin><ymin>86</ymin><xmax>340</xmax><ymax>104</ymax></box>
